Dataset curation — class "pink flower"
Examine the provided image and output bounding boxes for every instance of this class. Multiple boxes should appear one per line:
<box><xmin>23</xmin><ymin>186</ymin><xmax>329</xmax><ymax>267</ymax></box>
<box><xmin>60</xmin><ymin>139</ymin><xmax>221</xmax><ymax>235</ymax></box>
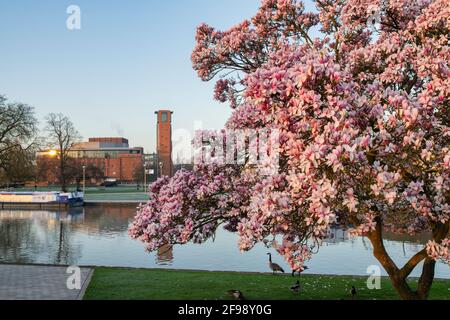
<box><xmin>343</xmin><ymin>188</ymin><xmax>358</xmax><ymax>213</ymax></box>
<box><xmin>130</xmin><ymin>0</ymin><xmax>450</xmax><ymax>275</ymax></box>
<box><xmin>384</xmin><ymin>190</ymin><xmax>397</xmax><ymax>205</ymax></box>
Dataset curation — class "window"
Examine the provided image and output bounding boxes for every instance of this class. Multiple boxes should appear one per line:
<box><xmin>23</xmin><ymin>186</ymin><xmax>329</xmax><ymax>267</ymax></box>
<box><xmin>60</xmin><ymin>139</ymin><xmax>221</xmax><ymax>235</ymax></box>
<box><xmin>161</xmin><ymin>112</ymin><xmax>168</xmax><ymax>123</ymax></box>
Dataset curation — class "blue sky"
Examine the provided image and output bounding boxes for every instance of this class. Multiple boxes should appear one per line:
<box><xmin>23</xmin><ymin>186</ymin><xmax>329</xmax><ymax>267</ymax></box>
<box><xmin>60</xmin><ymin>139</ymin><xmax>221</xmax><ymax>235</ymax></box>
<box><xmin>0</xmin><ymin>0</ymin><xmax>263</xmax><ymax>156</ymax></box>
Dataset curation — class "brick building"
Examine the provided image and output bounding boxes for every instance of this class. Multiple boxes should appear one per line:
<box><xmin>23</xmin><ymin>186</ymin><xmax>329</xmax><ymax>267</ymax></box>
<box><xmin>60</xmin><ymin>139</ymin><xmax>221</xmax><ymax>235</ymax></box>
<box><xmin>37</xmin><ymin>137</ymin><xmax>144</xmax><ymax>184</ymax></box>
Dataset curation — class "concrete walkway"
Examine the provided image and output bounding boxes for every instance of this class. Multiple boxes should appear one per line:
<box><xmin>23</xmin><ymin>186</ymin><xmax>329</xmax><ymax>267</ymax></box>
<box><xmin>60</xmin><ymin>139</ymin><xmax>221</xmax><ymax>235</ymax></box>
<box><xmin>0</xmin><ymin>264</ymin><xmax>93</xmax><ymax>300</ymax></box>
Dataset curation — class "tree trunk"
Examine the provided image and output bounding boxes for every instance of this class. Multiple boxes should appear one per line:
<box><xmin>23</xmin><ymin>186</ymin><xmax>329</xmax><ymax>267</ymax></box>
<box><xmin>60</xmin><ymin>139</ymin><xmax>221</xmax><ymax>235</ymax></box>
<box><xmin>367</xmin><ymin>218</ymin><xmax>419</xmax><ymax>300</ymax></box>
<box><xmin>366</xmin><ymin>218</ymin><xmax>448</xmax><ymax>300</ymax></box>
<box><xmin>416</xmin><ymin>258</ymin><xmax>435</xmax><ymax>300</ymax></box>
<box><xmin>415</xmin><ymin>222</ymin><xmax>449</xmax><ymax>300</ymax></box>
<box><xmin>60</xmin><ymin>156</ymin><xmax>67</xmax><ymax>192</ymax></box>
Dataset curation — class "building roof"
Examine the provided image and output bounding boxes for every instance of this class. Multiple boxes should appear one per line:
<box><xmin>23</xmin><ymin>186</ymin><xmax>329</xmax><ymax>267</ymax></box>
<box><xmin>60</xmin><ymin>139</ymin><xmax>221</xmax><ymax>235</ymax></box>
<box><xmin>37</xmin><ymin>137</ymin><xmax>144</xmax><ymax>156</ymax></box>
<box><xmin>72</xmin><ymin>137</ymin><xmax>142</xmax><ymax>151</ymax></box>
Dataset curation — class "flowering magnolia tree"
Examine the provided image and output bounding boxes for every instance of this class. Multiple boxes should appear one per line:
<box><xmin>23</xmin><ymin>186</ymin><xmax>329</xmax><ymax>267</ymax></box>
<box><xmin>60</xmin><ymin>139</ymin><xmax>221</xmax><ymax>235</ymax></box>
<box><xmin>130</xmin><ymin>0</ymin><xmax>449</xmax><ymax>300</ymax></box>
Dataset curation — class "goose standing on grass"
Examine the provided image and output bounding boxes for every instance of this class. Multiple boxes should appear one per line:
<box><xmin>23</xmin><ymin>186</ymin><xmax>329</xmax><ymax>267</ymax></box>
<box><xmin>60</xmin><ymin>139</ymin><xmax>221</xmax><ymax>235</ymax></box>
<box><xmin>291</xmin><ymin>265</ymin><xmax>309</xmax><ymax>277</ymax></box>
<box><xmin>290</xmin><ymin>280</ymin><xmax>300</xmax><ymax>293</ymax></box>
<box><xmin>227</xmin><ymin>290</ymin><xmax>246</xmax><ymax>300</ymax></box>
<box><xmin>267</xmin><ymin>253</ymin><xmax>285</xmax><ymax>275</ymax></box>
<box><xmin>351</xmin><ymin>286</ymin><xmax>357</xmax><ymax>299</ymax></box>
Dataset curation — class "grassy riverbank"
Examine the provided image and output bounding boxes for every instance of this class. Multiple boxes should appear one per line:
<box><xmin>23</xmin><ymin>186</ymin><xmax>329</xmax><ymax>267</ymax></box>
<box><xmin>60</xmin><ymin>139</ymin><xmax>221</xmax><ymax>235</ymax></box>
<box><xmin>84</xmin><ymin>192</ymin><xmax>149</xmax><ymax>202</ymax></box>
<box><xmin>83</xmin><ymin>267</ymin><xmax>450</xmax><ymax>300</ymax></box>
<box><xmin>2</xmin><ymin>186</ymin><xmax>150</xmax><ymax>202</ymax></box>
<box><xmin>83</xmin><ymin>187</ymin><xmax>149</xmax><ymax>201</ymax></box>
<box><xmin>10</xmin><ymin>186</ymin><xmax>147</xmax><ymax>194</ymax></box>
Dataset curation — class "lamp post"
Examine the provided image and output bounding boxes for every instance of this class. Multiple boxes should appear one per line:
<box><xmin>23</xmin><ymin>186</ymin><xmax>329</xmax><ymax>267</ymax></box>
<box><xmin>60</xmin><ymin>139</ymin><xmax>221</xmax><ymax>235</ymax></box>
<box><xmin>82</xmin><ymin>165</ymin><xmax>86</xmax><ymax>195</ymax></box>
<box><xmin>143</xmin><ymin>164</ymin><xmax>147</xmax><ymax>191</ymax></box>
<box><xmin>159</xmin><ymin>162</ymin><xmax>163</xmax><ymax>178</ymax></box>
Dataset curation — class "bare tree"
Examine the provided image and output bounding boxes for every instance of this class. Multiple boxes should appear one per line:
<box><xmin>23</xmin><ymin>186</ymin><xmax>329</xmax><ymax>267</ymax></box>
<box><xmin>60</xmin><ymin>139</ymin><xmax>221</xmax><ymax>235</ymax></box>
<box><xmin>66</xmin><ymin>161</ymin><xmax>105</xmax><ymax>189</ymax></box>
<box><xmin>45</xmin><ymin>113</ymin><xmax>81</xmax><ymax>192</ymax></box>
<box><xmin>0</xmin><ymin>147</ymin><xmax>36</xmax><ymax>187</ymax></box>
<box><xmin>85</xmin><ymin>163</ymin><xmax>105</xmax><ymax>184</ymax></box>
<box><xmin>133</xmin><ymin>165</ymin><xmax>145</xmax><ymax>185</ymax></box>
<box><xmin>0</xmin><ymin>95</ymin><xmax>38</xmax><ymax>167</ymax></box>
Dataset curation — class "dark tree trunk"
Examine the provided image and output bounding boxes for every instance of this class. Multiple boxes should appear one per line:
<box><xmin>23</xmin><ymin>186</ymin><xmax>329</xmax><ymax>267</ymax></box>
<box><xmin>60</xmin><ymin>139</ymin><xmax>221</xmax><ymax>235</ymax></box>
<box><xmin>60</xmin><ymin>156</ymin><xmax>67</xmax><ymax>192</ymax></box>
<box><xmin>367</xmin><ymin>217</ymin><xmax>448</xmax><ymax>300</ymax></box>
<box><xmin>367</xmin><ymin>218</ymin><xmax>419</xmax><ymax>300</ymax></box>
<box><xmin>415</xmin><ymin>222</ymin><xmax>449</xmax><ymax>299</ymax></box>
<box><xmin>416</xmin><ymin>258</ymin><xmax>435</xmax><ymax>300</ymax></box>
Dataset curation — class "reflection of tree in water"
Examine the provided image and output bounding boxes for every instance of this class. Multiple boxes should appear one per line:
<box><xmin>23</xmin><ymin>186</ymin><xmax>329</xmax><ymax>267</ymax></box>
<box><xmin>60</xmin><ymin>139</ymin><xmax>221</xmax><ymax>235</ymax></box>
<box><xmin>0</xmin><ymin>210</ymin><xmax>83</xmax><ymax>265</ymax></box>
<box><xmin>53</xmin><ymin>221</ymin><xmax>72</xmax><ymax>265</ymax></box>
<box><xmin>0</xmin><ymin>206</ymin><xmax>137</xmax><ymax>265</ymax></box>
<box><xmin>157</xmin><ymin>244</ymin><xmax>173</xmax><ymax>265</ymax></box>
<box><xmin>47</xmin><ymin>210</ymin><xmax>84</xmax><ymax>265</ymax></box>
<box><xmin>0</xmin><ymin>218</ymin><xmax>39</xmax><ymax>264</ymax></box>
<box><xmin>72</xmin><ymin>205</ymin><xmax>174</xmax><ymax>266</ymax></box>
<box><xmin>73</xmin><ymin>205</ymin><xmax>175</xmax><ymax>265</ymax></box>
<box><xmin>323</xmin><ymin>226</ymin><xmax>431</xmax><ymax>258</ymax></box>
<box><xmin>71</xmin><ymin>205</ymin><xmax>136</xmax><ymax>235</ymax></box>
<box><xmin>383</xmin><ymin>230</ymin><xmax>430</xmax><ymax>245</ymax></box>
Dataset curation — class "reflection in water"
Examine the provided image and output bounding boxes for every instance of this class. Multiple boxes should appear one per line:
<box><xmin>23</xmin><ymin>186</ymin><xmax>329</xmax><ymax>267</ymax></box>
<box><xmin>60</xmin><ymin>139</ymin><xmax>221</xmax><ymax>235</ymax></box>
<box><xmin>157</xmin><ymin>245</ymin><xmax>174</xmax><ymax>265</ymax></box>
<box><xmin>0</xmin><ymin>206</ymin><xmax>448</xmax><ymax>279</ymax></box>
<box><xmin>0</xmin><ymin>209</ymin><xmax>85</xmax><ymax>265</ymax></box>
<box><xmin>324</xmin><ymin>226</ymin><xmax>428</xmax><ymax>258</ymax></box>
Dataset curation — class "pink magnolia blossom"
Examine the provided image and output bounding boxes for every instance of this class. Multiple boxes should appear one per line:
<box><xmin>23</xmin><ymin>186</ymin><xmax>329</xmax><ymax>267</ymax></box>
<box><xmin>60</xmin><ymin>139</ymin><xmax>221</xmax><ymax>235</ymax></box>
<box><xmin>426</xmin><ymin>239</ymin><xmax>450</xmax><ymax>263</ymax></box>
<box><xmin>131</xmin><ymin>0</ymin><xmax>450</xmax><ymax>299</ymax></box>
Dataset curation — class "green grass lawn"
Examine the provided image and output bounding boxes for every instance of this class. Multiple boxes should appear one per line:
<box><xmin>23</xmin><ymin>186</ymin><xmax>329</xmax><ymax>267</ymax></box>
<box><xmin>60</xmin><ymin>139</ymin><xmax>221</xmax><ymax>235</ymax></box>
<box><xmin>84</xmin><ymin>192</ymin><xmax>149</xmax><ymax>201</ymax></box>
<box><xmin>84</xmin><ymin>267</ymin><xmax>450</xmax><ymax>300</ymax></box>
<box><xmin>11</xmin><ymin>186</ymin><xmax>147</xmax><ymax>194</ymax></box>
<box><xmin>84</xmin><ymin>187</ymin><xmax>149</xmax><ymax>195</ymax></box>
<box><xmin>4</xmin><ymin>186</ymin><xmax>150</xmax><ymax>201</ymax></box>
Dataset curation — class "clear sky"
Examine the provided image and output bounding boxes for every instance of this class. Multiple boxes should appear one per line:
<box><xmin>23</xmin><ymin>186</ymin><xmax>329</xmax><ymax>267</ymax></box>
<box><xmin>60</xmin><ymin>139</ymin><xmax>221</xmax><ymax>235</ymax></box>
<box><xmin>0</xmin><ymin>0</ymin><xmax>263</xmax><ymax>158</ymax></box>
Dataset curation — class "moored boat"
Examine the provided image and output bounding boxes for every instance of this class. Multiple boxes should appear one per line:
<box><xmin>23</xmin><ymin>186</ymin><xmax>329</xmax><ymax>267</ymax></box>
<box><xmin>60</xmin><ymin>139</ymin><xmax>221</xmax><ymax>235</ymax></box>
<box><xmin>0</xmin><ymin>191</ymin><xmax>84</xmax><ymax>209</ymax></box>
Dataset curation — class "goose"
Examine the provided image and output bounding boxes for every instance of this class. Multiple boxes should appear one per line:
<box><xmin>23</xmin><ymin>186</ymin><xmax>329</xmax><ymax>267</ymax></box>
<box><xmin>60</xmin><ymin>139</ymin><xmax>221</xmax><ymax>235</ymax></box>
<box><xmin>290</xmin><ymin>280</ymin><xmax>300</xmax><ymax>293</ymax></box>
<box><xmin>267</xmin><ymin>253</ymin><xmax>285</xmax><ymax>275</ymax></box>
<box><xmin>227</xmin><ymin>290</ymin><xmax>245</xmax><ymax>300</ymax></box>
<box><xmin>292</xmin><ymin>265</ymin><xmax>309</xmax><ymax>277</ymax></box>
<box><xmin>351</xmin><ymin>286</ymin><xmax>357</xmax><ymax>299</ymax></box>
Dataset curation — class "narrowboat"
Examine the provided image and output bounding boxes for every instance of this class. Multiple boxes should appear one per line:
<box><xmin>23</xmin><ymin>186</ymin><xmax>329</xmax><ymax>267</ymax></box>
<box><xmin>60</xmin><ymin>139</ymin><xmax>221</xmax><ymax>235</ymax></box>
<box><xmin>0</xmin><ymin>191</ymin><xmax>84</xmax><ymax>209</ymax></box>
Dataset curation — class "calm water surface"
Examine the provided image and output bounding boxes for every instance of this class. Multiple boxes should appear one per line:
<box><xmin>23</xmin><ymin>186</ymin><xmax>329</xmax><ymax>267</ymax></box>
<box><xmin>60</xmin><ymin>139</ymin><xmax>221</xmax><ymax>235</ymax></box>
<box><xmin>0</xmin><ymin>205</ymin><xmax>448</xmax><ymax>279</ymax></box>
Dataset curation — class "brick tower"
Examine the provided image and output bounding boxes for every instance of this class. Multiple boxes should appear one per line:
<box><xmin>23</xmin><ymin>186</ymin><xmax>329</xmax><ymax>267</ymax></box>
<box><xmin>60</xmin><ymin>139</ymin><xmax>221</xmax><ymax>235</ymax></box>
<box><xmin>155</xmin><ymin>110</ymin><xmax>173</xmax><ymax>177</ymax></box>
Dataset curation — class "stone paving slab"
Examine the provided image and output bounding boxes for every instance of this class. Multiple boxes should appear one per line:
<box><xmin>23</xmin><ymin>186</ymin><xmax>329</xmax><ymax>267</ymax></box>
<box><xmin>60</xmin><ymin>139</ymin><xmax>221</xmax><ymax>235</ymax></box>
<box><xmin>0</xmin><ymin>264</ymin><xmax>93</xmax><ymax>300</ymax></box>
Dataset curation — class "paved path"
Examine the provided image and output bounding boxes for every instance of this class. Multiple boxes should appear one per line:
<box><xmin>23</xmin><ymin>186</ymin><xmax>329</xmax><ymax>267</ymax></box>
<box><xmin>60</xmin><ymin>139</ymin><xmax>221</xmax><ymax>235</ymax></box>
<box><xmin>0</xmin><ymin>264</ymin><xmax>93</xmax><ymax>300</ymax></box>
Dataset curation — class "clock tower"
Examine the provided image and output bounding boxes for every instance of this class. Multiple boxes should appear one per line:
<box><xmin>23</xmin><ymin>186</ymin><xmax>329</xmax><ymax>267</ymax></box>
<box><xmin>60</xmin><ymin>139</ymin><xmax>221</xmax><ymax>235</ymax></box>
<box><xmin>155</xmin><ymin>110</ymin><xmax>173</xmax><ymax>177</ymax></box>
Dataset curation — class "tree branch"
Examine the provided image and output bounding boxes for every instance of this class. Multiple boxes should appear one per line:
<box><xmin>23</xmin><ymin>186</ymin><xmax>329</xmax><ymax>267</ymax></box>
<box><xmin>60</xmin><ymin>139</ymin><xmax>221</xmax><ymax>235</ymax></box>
<box><xmin>399</xmin><ymin>248</ymin><xmax>427</xmax><ymax>279</ymax></box>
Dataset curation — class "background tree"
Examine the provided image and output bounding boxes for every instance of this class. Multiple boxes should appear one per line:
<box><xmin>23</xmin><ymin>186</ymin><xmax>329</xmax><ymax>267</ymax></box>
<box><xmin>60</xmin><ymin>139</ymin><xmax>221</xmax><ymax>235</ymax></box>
<box><xmin>66</xmin><ymin>161</ymin><xmax>106</xmax><ymax>189</ymax></box>
<box><xmin>35</xmin><ymin>156</ymin><xmax>52</xmax><ymax>185</ymax></box>
<box><xmin>133</xmin><ymin>165</ymin><xmax>145</xmax><ymax>188</ymax></box>
<box><xmin>85</xmin><ymin>163</ymin><xmax>105</xmax><ymax>184</ymax></box>
<box><xmin>130</xmin><ymin>0</ymin><xmax>449</xmax><ymax>300</ymax></box>
<box><xmin>45</xmin><ymin>113</ymin><xmax>81</xmax><ymax>192</ymax></box>
<box><xmin>0</xmin><ymin>147</ymin><xmax>36</xmax><ymax>186</ymax></box>
<box><xmin>64</xmin><ymin>159</ymin><xmax>83</xmax><ymax>190</ymax></box>
<box><xmin>0</xmin><ymin>95</ymin><xmax>38</xmax><ymax>178</ymax></box>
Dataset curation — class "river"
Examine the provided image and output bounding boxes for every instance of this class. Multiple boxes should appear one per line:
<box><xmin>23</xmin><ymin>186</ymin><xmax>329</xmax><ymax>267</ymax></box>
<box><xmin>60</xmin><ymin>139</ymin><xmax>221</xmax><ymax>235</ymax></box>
<box><xmin>0</xmin><ymin>205</ymin><xmax>448</xmax><ymax>279</ymax></box>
